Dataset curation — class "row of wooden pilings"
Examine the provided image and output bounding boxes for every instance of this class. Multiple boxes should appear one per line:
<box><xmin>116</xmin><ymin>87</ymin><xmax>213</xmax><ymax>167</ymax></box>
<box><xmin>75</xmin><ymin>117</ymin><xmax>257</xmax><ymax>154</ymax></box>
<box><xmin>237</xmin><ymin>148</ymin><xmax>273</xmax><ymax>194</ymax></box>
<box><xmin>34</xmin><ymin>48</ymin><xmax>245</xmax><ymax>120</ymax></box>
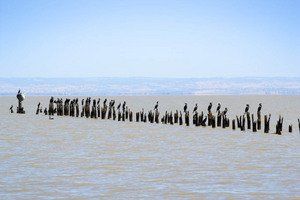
<box><xmin>36</xmin><ymin>97</ymin><xmax>300</xmax><ymax>134</ymax></box>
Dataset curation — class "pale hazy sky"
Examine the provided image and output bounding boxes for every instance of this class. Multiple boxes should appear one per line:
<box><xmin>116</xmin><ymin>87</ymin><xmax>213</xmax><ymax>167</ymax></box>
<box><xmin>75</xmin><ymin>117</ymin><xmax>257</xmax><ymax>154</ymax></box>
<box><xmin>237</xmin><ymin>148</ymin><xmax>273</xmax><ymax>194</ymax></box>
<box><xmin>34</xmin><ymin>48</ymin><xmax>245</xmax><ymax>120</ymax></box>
<box><xmin>0</xmin><ymin>0</ymin><xmax>299</xmax><ymax>78</ymax></box>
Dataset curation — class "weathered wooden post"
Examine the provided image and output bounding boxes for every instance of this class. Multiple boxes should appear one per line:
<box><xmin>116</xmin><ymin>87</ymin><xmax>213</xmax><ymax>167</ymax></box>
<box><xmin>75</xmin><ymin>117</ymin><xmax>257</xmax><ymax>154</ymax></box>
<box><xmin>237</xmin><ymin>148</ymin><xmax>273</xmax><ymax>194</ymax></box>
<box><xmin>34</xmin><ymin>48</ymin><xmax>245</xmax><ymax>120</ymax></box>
<box><xmin>193</xmin><ymin>112</ymin><xmax>198</xmax><ymax>125</ymax></box>
<box><xmin>298</xmin><ymin>119</ymin><xmax>300</xmax><ymax>133</ymax></box>
<box><xmin>49</xmin><ymin>97</ymin><xmax>54</xmax><ymax>115</ymax></box>
<box><xmin>222</xmin><ymin>115</ymin><xmax>226</xmax><ymax>128</ymax></box>
<box><xmin>113</xmin><ymin>108</ymin><xmax>116</xmax><ymax>120</ymax></box>
<box><xmin>185</xmin><ymin>111</ymin><xmax>189</xmax><ymax>126</ymax></box>
<box><xmin>129</xmin><ymin>111</ymin><xmax>133</xmax><ymax>122</ymax></box>
<box><xmin>36</xmin><ymin>102</ymin><xmax>40</xmax><ymax>115</ymax></box>
<box><xmin>240</xmin><ymin>115</ymin><xmax>245</xmax><ymax>131</ymax></box>
<box><xmin>179</xmin><ymin>111</ymin><xmax>183</xmax><ymax>125</ymax></box>
<box><xmin>174</xmin><ymin>110</ymin><xmax>178</xmax><ymax>124</ymax></box>
<box><xmin>246</xmin><ymin>112</ymin><xmax>251</xmax><ymax>129</ymax></box>
<box><xmin>208</xmin><ymin>112</ymin><xmax>212</xmax><ymax>126</ymax></box>
<box><xmin>136</xmin><ymin>112</ymin><xmax>140</xmax><ymax>122</ymax></box>
<box><xmin>212</xmin><ymin>116</ymin><xmax>216</xmax><ymax>128</ymax></box>
<box><xmin>264</xmin><ymin>114</ymin><xmax>271</xmax><ymax>133</ymax></box>
<box><xmin>217</xmin><ymin>111</ymin><xmax>222</xmax><ymax>127</ymax></box>
<box><xmin>16</xmin><ymin>90</ymin><xmax>25</xmax><ymax>114</ymax></box>
<box><xmin>276</xmin><ymin>115</ymin><xmax>283</xmax><ymax>135</ymax></box>
<box><xmin>232</xmin><ymin>119</ymin><xmax>236</xmax><ymax>130</ymax></box>
<box><xmin>122</xmin><ymin>111</ymin><xmax>125</xmax><ymax>121</ymax></box>
<box><xmin>155</xmin><ymin>110</ymin><xmax>159</xmax><ymax>124</ymax></box>
<box><xmin>252</xmin><ymin>114</ymin><xmax>257</xmax><ymax>132</ymax></box>
<box><xmin>288</xmin><ymin>125</ymin><xmax>292</xmax><ymax>133</ymax></box>
<box><xmin>257</xmin><ymin>111</ymin><xmax>261</xmax><ymax>130</ymax></box>
<box><xmin>118</xmin><ymin>111</ymin><xmax>121</xmax><ymax>121</ymax></box>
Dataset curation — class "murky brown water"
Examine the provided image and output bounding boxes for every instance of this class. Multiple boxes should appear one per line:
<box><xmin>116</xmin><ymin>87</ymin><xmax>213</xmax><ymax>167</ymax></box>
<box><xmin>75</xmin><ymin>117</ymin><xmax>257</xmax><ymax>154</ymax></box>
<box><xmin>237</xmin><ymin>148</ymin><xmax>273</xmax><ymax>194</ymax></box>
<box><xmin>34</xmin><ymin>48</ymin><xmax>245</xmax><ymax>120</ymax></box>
<box><xmin>1</xmin><ymin>96</ymin><xmax>300</xmax><ymax>199</ymax></box>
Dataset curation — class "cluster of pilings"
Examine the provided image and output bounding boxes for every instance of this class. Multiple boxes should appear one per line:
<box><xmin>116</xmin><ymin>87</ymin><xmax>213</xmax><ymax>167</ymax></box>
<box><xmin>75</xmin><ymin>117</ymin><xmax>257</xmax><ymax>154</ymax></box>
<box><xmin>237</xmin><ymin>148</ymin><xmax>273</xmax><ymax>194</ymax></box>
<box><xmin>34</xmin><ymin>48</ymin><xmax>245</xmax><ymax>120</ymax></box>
<box><xmin>33</xmin><ymin>96</ymin><xmax>300</xmax><ymax>135</ymax></box>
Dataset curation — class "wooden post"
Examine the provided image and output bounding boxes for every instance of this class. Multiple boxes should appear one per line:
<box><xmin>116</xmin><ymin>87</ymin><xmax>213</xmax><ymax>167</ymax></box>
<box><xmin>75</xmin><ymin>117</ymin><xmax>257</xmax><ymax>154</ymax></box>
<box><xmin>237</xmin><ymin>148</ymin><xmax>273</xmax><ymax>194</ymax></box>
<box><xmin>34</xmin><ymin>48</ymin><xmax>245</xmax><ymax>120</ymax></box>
<box><xmin>129</xmin><ymin>111</ymin><xmax>133</xmax><ymax>122</ymax></box>
<box><xmin>257</xmin><ymin>111</ymin><xmax>261</xmax><ymax>130</ymax></box>
<box><xmin>246</xmin><ymin>112</ymin><xmax>251</xmax><ymax>129</ymax></box>
<box><xmin>185</xmin><ymin>111</ymin><xmax>189</xmax><ymax>126</ymax></box>
<box><xmin>232</xmin><ymin>119</ymin><xmax>236</xmax><ymax>130</ymax></box>
<box><xmin>288</xmin><ymin>125</ymin><xmax>292</xmax><ymax>133</ymax></box>
<box><xmin>217</xmin><ymin>111</ymin><xmax>222</xmax><ymax>127</ymax></box>
<box><xmin>264</xmin><ymin>114</ymin><xmax>271</xmax><ymax>133</ymax></box>
<box><xmin>212</xmin><ymin>116</ymin><xmax>216</xmax><ymax>128</ymax></box>
<box><xmin>136</xmin><ymin>112</ymin><xmax>140</xmax><ymax>122</ymax></box>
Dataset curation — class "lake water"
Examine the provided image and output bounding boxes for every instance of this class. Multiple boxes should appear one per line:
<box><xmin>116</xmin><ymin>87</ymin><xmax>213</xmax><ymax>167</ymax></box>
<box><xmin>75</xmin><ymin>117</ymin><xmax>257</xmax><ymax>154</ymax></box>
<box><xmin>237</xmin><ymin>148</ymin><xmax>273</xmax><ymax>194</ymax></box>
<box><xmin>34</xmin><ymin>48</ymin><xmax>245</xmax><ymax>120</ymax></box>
<box><xmin>1</xmin><ymin>95</ymin><xmax>300</xmax><ymax>199</ymax></box>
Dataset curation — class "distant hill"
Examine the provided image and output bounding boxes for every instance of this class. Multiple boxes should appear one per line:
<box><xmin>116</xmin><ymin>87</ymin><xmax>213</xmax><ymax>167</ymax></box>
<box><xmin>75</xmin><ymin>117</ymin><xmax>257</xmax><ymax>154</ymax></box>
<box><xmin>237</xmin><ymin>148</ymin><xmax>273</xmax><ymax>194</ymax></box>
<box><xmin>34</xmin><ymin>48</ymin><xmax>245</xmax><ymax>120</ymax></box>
<box><xmin>1</xmin><ymin>77</ymin><xmax>300</xmax><ymax>95</ymax></box>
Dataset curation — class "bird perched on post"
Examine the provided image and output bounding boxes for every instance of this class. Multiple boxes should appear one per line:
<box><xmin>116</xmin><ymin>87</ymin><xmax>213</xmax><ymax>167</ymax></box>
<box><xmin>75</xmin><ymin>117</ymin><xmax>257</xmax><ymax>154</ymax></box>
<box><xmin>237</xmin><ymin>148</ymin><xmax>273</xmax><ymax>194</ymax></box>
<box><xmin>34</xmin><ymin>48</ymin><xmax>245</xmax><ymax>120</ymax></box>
<box><xmin>154</xmin><ymin>101</ymin><xmax>159</xmax><ymax>110</ymax></box>
<box><xmin>208</xmin><ymin>102</ymin><xmax>212</xmax><ymax>112</ymax></box>
<box><xmin>216</xmin><ymin>103</ymin><xmax>221</xmax><ymax>113</ymax></box>
<box><xmin>193</xmin><ymin>104</ymin><xmax>198</xmax><ymax>113</ymax></box>
<box><xmin>183</xmin><ymin>103</ymin><xmax>187</xmax><ymax>113</ymax></box>
<box><xmin>245</xmin><ymin>104</ymin><xmax>249</xmax><ymax>114</ymax></box>
<box><xmin>257</xmin><ymin>103</ymin><xmax>262</xmax><ymax>113</ymax></box>
<box><xmin>222</xmin><ymin>108</ymin><xmax>228</xmax><ymax>116</ymax></box>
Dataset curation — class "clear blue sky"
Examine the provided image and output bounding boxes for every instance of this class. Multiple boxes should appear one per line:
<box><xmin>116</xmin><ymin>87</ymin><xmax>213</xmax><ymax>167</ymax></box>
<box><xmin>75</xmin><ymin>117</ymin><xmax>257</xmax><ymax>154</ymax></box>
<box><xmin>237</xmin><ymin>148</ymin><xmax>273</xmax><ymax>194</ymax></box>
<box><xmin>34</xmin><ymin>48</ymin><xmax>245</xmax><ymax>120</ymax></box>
<box><xmin>0</xmin><ymin>0</ymin><xmax>299</xmax><ymax>78</ymax></box>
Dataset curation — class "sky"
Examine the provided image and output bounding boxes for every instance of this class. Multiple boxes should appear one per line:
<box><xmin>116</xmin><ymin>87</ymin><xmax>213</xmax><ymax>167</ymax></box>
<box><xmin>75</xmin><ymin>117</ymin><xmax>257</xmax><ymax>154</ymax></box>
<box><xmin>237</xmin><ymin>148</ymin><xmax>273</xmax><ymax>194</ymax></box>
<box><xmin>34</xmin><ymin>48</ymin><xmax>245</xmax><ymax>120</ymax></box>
<box><xmin>0</xmin><ymin>0</ymin><xmax>299</xmax><ymax>78</ymax></box>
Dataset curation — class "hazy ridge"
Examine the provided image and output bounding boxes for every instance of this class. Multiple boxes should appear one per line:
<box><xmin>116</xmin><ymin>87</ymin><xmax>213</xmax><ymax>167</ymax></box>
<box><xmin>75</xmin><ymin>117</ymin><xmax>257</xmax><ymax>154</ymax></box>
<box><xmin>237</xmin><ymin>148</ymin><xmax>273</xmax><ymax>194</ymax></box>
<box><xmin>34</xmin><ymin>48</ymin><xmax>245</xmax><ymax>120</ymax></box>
<box><xmin>1</xmin><ymin>77</ymin><xmax>300</xmax><ymax>95</ymax></box>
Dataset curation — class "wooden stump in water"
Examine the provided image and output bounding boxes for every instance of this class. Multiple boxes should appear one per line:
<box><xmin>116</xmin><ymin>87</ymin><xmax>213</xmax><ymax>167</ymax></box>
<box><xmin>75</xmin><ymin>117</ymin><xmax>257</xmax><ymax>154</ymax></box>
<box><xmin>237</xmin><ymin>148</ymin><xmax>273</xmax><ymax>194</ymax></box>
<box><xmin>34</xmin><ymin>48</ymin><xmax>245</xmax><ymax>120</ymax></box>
<box><xmin>136</xmin><ymin>112</ymin><xmax>140</xmax><ymax>122</ymax></box>
<box><xmin>246</xmin><ymin>112</ymin><xmax>251</xmax><ymax>129</ymax></box>
<box><xmin>208</xmin><ymin>112</ymin><xmax>212</xmax><ymax>126</ymax></box>
<box><xmin>288</xmin><ymin>125</ymin><xmax>292</xmax><ymax>133</ymax></box>
<box><xmin>212</xmin><ymin>116</ymin><xmax>216</xmax><ymax>128</ymax></box>
<box><xmin>252</xmin><ymin>114</ymin><xmax>257</xmax><ymax>132</ymax></box>
<box><xmin>129</xmin><ymin>111</ymin><xmax>133</xmax><ymax>122</ymax></box>
<box><xmin>217</xmin><ymin>111</ymin><xmax>222</xmax><ymax>127</ymax></box>
<box><xmin>232</xmin><ymin>119</ymin><xmax>236</xmax><ymax>130</ymax></box>
<box><xmin>118</xmin><ymin>111</ymin><xmax>121</xmax><ymax>121</ymax></box>
<box><xmin>264</xmin><ymin>114</ymin><xmax>271</xmax><ymax>133</ymax></box>
<box><xmin>276</xmin><ymin>115</ymin><xmax>283</xmax><ymax>135</ymax></box>
<box><xmin>174</xmin><ymin>110</ymin><xmax>178</xmax><ymax>124</ymax></box>
<box><xmin>298</xmin><ymin>119</ymin><xmax>300</xmax><ymax>133</ymax></box>
<box><xmin>257</xmin><ymin>112</ymin><xmax>261</xmax><ymax>130</ymax></box>
<box><xmin>185</xmin><ymin>111</ymin><xmax>189</xmax><ymax>126</ymax></box>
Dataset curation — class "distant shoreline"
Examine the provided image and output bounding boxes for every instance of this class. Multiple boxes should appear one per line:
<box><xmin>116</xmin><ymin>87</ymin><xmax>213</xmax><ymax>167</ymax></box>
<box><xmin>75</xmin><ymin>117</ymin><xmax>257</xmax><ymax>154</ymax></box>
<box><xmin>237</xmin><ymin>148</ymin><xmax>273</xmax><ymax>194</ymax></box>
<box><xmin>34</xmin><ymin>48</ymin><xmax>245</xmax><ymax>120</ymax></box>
<box><xmin>1</xmin><ymin>77</ymin><xmax>300</xmax><ymax>96</ymax></box>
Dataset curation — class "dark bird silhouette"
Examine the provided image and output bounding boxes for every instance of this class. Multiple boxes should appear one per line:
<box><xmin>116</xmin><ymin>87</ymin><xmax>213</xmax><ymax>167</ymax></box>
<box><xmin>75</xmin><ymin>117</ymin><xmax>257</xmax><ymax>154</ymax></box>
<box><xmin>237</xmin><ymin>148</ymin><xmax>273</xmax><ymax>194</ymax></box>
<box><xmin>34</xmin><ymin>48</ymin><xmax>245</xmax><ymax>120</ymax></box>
<box><xmin>122</xmin><ymin>101</ymin><xmax>126</xmax><ymax>111</ymax></box>
<box><xmin>193</xmin><ymin>104</ymin><xmax>198</xmax><ymax>113</ymax></box>
<box><xmin>208</xmin><ymin>102</ymin><xmax>212</xmax><ymax>112</ymax></box>
<box><xmin>18</xmin><ymin>88</ymin><xmax>20</xmax><ymax>94</ymax></box>
<box><xmin>222</xmin><ymin>107</ymin><xmax>228</xmax><ymax>116</ymax></box>
<box><xmin>97</xmin><ymin>98</ymin><xmax>100</xmax><ymax>105</ymax></box>
<box><xmin>81</xmin><ymin>99</ymin><xmax>84</xmax><ymax>105</ymax></box>
<box><xmin>257</xmin><ymin>103</ymin><xmax>262</xmax><ymax>113</ymax></box>
<box><xmin>183</xmin><ymin>103</ymin><xmax>187</xmax><ymax>113</ymax></box>
<box><xmin>110</xmin><ymin>100</ymin><xmax>115</xmax><ymax>107</ymax></box>
<box><xmin>103</xmin><ymin>98</ymin><xmax>107</xmax><ymax>106</ymax></box>
<box><xmin>117</xmin><ymin>103</ymin><xmax>121</xmax><ymax>110</ymax></box>
<box><xmin>245</xmin><ymin>104</ymin><xmax>249</xmax><ymax>113</ymax></box>
<box><xmin>216</xmin><ymin>103</ymin><xmax>221</xmax><ymax>112</ymax></box>
<box><xmin>154</xmin><ymin>101</ymin><xmax>159</xmax><ymax>110</ymax></box>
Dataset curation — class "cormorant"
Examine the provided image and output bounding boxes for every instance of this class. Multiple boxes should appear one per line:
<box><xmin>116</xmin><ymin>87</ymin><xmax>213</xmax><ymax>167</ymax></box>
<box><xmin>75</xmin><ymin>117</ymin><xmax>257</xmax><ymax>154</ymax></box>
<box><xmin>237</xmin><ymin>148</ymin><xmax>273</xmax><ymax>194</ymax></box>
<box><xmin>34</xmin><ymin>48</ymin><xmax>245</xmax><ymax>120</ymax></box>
<box><xmin>122</xmin><ymin>101</ymin><xmax>126</xmax><ymax>111</ymax></box>
<box><xmin>103</xmin><ymin>98</ymin><xmax>107</xmax><ymax>105</ymax></box>
<box><xmin>216</xmin><ymin>103</ymin><xmax>221</xmax><ymax>112</ymax></box>
<box><xmin>183</xmin><ymin>103</ymin><xmax>187</xmax><ymax>113</ymax></box>
<box><xmin>222</xmin><ymin>107</ymin><xmax>228</xmax><ymax>116</ymax></box>
<box><xmin>97</xmin><ymin>98</ymin><xmax>100</xmax><ymax>105</ymax></box>
<box><xmin>193</xmin><ymin>104</ymin><xmax>198</xmax><ymax>113</ymax></box>
<box><xmin>245</xmin><ymin>104</ymin><xmax>249</xmax><ymax>113</ymax></box>
<box><xmin>257</xmin><ymin>103</ymin><xmax>262</xmax><ymax>113</ymax></box>
<box><xmin>117</xmin><ymin>103</ymin><xmax>121</xmax><ymax>110</ymax></box>
<box><xmin>208</xmin><ymin>102</ymin><xmax>212</xmax><ymax>112</ymax></box>
<box><xmin>154</xmin><ymin>101</ymin><xmax>159</xmax><ymax>110</ymax></box>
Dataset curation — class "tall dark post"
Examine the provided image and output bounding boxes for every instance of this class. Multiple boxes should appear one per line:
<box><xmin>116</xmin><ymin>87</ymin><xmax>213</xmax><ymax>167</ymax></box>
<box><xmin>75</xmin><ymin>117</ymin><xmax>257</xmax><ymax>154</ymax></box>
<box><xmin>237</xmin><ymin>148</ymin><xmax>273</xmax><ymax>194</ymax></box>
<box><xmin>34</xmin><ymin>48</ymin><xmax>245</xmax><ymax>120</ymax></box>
<box><xmin>16</xmin><ymin>89</ymin><xmax>25</xmax><ymax>114</ymax></box>
<box><xmin>232</xmin><ymin>119</ymin><xmax>236</xmax><ymax>130</ymax></box>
